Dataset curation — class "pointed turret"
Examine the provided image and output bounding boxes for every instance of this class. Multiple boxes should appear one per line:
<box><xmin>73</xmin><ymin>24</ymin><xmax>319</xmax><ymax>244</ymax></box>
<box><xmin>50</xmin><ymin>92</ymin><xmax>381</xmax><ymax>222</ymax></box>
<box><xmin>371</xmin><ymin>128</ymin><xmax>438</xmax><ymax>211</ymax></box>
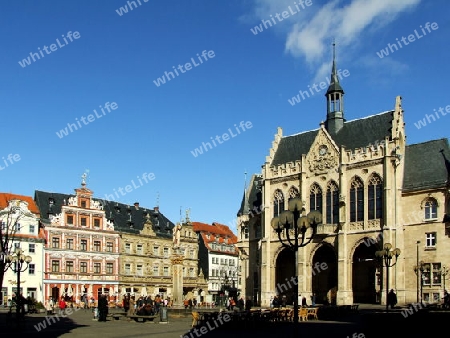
<box><xmin>325</xmin><ymin>42</ymin><xmax>345</xmax><ymax>135</ymax></box>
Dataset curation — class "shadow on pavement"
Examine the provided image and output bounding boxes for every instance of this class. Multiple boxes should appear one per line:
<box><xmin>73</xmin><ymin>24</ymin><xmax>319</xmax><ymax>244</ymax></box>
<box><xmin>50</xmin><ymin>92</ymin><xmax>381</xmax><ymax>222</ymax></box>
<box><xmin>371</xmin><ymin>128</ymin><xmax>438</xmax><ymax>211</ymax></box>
<box><xmin>181</xmin><ymin>309</ymin><xmax>448</xmax><ymax>338</ymax></box>
<box><xmin>0</xmin><ymin>312</ymin><xmax>88</xmax><ymax>336</ymax></box>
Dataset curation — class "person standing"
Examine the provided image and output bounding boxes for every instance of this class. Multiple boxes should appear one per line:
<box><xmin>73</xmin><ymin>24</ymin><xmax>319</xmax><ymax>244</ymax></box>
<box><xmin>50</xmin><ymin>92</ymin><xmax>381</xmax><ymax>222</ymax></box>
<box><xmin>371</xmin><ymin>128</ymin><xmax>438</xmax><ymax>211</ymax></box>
<box><xmin>245</xmin><ymin>297</ymin><xmax>253</xmax><ymax>311</ymax></box>
<box><xmin>127</xmin><ymin>296</ymin><xmax>135</xmax><ymax>317</ymax></box>
<box><xmin>98</xmin><ymin>294</ymin><xmax>108</xmax><ymax>321</ymax></box>
<box><xmin>302</xmin><ymin>296</ymin><xmax>307</xmax><ymax>307</ymax></box>
<box><xmin>59</xmin><ymin>297</ymin><xmax>66</xmax><ymax>312</ymax></box>
<box><xmin>281</xmin><ymin>295</ymin><xmax>287</xmax><ymax>308</ymax></box>
<box><xmin>237</xmin><ymin>297</ymin><xmax>245</xmax><ymax>312</ymax></box>
<box><xmin>443</xmin><ymin>290</ymin><xmax>449</xmax><ymax>309</ymax></box>
<box><xmin>123</xmin><ymin>295</ymin><xmax>129</xmax><ymax>313</ymax></box>
<box><xmin>387</xmin><ymin>289</ymin><xmax>397</xmax><ymax>309</ymax></box>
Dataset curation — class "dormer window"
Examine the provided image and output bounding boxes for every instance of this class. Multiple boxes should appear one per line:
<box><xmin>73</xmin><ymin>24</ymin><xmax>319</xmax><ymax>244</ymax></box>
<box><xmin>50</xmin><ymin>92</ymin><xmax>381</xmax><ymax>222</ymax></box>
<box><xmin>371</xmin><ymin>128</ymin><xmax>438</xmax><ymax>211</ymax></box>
<box><xmin>49</xmin><ymin>198</ymin><xmax>55</xmax><ymax>206</ymax></box>
<box><xmin>113</xmin><ymin>203</ymin><xmax>120</xmax><ymax>213</ymax></box>
<box><xmin>81</xmin><ymin>200</ymin><xmax>86</xmax><ymax>208</ymax></box>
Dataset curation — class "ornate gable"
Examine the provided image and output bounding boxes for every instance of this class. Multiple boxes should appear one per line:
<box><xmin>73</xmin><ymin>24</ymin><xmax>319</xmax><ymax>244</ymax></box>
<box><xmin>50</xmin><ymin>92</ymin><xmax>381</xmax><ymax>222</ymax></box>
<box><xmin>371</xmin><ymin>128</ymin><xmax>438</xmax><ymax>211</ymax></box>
<box><xmin>140</xmin><ymin>216</ymin><xmax>156</xmax><ymax>236</ymax></box>
<box><xmin>306</xmin><ymin>124</ymin><xmax>340</xmax><ymax>175</ymax></box>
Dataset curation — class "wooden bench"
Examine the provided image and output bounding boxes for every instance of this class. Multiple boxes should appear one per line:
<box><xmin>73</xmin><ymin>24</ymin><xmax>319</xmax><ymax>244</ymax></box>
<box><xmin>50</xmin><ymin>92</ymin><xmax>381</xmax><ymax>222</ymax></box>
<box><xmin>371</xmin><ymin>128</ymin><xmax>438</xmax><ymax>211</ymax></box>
<box><xmin>128</xmin><ymin>315</ymin><xmax>157</xmax><ymax>323</ymax></box>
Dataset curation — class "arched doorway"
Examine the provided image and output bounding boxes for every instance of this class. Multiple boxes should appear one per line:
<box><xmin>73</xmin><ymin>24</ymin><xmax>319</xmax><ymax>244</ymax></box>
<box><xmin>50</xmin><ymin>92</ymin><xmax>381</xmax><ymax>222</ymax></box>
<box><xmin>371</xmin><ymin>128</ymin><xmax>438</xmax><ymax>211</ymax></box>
<box><xmin>352</xmin><ymin>240</ymin><xmax>379</xmax><ymax>303</ymax></box>
<box><xmin>312</xmin><ymin>245</ymin><xmax>338</xmax><ymax>305</ymax></box>
<box><xmin>275</xmin><ymin>248</ymin><xmax>295</xmax><ymax>305</ymax></box>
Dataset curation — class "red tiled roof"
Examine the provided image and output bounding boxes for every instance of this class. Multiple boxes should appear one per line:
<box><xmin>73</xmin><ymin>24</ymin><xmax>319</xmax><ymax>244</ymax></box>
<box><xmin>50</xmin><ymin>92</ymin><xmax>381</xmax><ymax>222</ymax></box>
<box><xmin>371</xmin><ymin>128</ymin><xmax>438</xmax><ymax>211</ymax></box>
<box><xmin>0</xmin><ymin>193</ymin><xmax>40</xmax><ymax>214</ymax></box>
<box><xmin>192</xmin><ymin>221</ymin><xmax>238</xmax><ymax>255</ymax></box>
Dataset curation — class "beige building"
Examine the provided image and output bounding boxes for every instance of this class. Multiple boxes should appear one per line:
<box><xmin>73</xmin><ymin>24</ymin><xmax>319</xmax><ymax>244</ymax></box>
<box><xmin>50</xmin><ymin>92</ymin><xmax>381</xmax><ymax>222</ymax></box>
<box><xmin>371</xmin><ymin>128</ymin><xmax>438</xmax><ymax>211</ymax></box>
<box><xmin>117</xmin><ymin>209</ymin><xmax>200</xmax><ymax>300</ymax></box>
<box><xmin>237</xmin><ymin>56</ymin><xmax>450</xmax><ymax>307</ymax></box>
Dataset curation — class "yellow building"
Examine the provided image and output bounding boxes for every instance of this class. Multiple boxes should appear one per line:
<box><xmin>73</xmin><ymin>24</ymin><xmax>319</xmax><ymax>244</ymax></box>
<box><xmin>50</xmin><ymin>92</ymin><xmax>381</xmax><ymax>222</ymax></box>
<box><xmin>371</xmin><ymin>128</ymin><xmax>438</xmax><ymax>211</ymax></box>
<box><xmin>237</xmin><ymin>56</ymin><xmax>450</xmax><ymax>307</ymax></box>
<box><xmin>116</xmin><ymin>208</ymin><xmax>200</xmax><ymax>300</ymax></box>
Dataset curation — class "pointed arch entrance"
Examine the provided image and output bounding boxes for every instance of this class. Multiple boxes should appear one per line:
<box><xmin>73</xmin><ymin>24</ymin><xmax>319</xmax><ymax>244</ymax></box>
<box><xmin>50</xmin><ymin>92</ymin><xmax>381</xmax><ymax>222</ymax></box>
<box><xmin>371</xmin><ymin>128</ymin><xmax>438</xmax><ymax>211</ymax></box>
<box><xmin>275</xmin><ymin>248</ymin><xmax>295</xmax><ymax>304</ymax></box>
<box><xmin>312</xmin><ymin>244</ymin><xmax>337</xmax><ymax>304</ymax></box>
<box><xmin>352</xmin><ymin>240</ymin><xmax>379</xmax><ymax>303</ymax></box>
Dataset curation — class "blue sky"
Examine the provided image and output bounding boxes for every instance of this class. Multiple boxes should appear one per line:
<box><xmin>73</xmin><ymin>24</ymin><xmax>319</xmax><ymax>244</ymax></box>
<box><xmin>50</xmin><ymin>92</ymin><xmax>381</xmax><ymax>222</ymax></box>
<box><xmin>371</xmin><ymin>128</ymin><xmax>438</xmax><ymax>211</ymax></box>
<box><xmin>0</xmin><ymin>0</ymin><xmax>448</xmax><ymax>233</ymax></box>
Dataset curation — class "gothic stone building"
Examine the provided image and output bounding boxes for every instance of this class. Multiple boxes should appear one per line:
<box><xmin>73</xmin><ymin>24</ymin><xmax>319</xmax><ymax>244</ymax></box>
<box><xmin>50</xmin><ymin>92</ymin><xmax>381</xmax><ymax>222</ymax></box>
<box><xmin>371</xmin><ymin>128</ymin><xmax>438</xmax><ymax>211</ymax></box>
<box><xmin>237</xmin><ymin>59</ymin><xmax>450</xmax><ymax>307</ymax></box>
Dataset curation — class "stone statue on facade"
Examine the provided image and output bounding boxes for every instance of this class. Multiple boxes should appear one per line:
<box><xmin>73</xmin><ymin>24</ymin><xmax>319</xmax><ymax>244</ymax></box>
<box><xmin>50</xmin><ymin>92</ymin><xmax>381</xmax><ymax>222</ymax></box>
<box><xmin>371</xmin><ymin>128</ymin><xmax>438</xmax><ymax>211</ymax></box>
<box><xmin>173</xmin><ymin>223</ymin><xmax>182</xmax><ymax>248</ymax></box>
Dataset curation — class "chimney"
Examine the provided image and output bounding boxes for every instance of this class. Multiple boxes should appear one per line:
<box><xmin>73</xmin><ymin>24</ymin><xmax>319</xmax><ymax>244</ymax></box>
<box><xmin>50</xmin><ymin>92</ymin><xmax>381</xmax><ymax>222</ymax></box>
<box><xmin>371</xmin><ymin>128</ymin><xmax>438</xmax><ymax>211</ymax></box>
<box><xmin>134</xmin><ymin>202</ymin><xmax>139</xmax><ymax>209</ymax></box>
<box><xmin>154</xmin><ymin>206</ymin><xmax>159</xmax><ymax>213</ymax></box>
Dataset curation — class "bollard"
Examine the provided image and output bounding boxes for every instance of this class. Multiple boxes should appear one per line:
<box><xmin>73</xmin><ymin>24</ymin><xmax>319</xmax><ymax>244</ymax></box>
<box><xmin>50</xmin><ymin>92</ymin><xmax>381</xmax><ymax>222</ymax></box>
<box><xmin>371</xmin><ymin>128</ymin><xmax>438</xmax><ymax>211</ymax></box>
<box><xmin>159</xmin><ymin>306</ymin><xmax>168</xmax><ymax>324</ymax></box>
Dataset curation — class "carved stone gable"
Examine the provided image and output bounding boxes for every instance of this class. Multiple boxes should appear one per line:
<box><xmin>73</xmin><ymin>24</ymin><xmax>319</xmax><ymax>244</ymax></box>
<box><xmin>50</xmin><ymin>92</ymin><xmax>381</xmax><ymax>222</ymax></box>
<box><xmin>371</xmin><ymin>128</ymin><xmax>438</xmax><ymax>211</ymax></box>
<box><xmin>140</xmin><ymin>220</ymin><xmax>156</xmax><ymax>236</ymax></box>
<box><xmin>307</xmin><ymin>128</ymin><xmax>339</xmax><ymax>175</ymax></box>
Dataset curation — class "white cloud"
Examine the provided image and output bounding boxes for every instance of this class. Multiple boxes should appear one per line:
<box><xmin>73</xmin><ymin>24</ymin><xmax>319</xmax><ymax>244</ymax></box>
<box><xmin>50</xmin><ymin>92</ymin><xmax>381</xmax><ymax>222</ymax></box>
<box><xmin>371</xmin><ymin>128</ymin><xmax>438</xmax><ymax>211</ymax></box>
<box><xmin>248</xmin><ymin>0</ymin><xmax>421</xmax><ymax>79</ymax></box>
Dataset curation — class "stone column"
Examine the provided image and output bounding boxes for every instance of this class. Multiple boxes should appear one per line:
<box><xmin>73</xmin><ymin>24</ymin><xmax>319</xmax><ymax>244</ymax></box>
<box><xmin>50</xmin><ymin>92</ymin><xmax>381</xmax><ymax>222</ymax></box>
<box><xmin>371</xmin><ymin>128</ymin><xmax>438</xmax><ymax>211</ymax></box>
<box><xmin>170</xmin><ymin>249</ymin><xmax>184</xmax><ymax>309</ymax></box>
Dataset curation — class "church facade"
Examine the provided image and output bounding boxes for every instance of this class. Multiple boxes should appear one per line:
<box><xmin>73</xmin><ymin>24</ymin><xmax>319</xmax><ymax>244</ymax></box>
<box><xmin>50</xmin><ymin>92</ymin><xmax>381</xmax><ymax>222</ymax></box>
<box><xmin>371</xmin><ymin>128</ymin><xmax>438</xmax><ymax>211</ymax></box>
<box><xmin>237</xmin><ymin>57</ymin><xmax>450</xmax><ymax>307</ymax></box>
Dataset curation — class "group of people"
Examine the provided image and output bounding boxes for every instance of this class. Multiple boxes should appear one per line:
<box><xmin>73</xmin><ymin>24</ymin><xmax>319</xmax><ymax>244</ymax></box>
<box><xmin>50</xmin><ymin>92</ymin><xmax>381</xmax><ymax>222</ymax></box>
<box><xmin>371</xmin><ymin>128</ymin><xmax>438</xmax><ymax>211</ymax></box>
<box><xmin>270</xmin><ymin>295</ymin><xmax>311</xmax><ymax>308</ymax></box>
<box><xmin>123</xmin><ymin>294</ymin><xmax>168</xmax><ymax>317</ymax></box>
<box><xmin>225</xmin><ymin>297</ymin><xmax>253</xmax><ymax>311</ymax></box>
<box><xmin>183</xmin><ymin>297</ymin><xmax>198</xmax><ymax>309</ymax></box>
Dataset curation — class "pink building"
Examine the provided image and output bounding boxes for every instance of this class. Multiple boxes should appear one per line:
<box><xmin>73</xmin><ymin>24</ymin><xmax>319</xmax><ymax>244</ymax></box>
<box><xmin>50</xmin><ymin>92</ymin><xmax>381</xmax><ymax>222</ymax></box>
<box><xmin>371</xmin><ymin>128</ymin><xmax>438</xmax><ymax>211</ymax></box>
<box><xmin>35</xmin><ymin>179</ymin><xmax>120</xmax><ymax>304</ymax></box>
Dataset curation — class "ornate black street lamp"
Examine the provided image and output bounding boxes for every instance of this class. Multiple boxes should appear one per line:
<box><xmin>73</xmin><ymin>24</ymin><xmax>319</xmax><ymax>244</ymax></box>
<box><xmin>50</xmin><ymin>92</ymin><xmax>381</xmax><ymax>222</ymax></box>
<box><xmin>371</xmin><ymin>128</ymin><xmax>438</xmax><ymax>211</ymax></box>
<box><xmin>416</xmin><ymin>241</ymin><xmax>420</xmax><ymax>303</ymax></box>
<box><xmin>218</xmin><ymin>268</ymin><xmax>231</xmax><ymax>309</ymax></box>
<box><xmin>414</xmin><ymin>261</ymin><xmax>429</xmax><ymax>305</ymax></box>
<box><xmin>271</xmin><ymin>198</ymin><xmax>321</xmax><ymax>331</ymax></box>
<box><xmin>441</xmin><ymin>266</ymin><xmax>449</xmax><ymax>292</ymax></box>
<box><xmin>375</xmin><ymin>243</ymin><xmax>401</xmax><ymax>312</ymax></box>
<box><xmin>5</xmin><ymin>247</ymin><xmax>32</xmax><ymax>324</ymax></box>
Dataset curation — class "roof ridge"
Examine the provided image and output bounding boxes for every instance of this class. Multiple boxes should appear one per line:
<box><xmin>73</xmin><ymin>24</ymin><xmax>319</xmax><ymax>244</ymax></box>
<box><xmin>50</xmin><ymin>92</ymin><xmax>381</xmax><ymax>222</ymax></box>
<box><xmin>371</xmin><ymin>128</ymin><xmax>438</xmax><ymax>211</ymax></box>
<box><xmin>343</xmin><ymin>110</ymin><xmax>394</xmax><ymax>124</ymax></box>
<box><xmin>406</xmin><ymin>138</ymin><xmax>448</xmax><ymax>147</ymax></box>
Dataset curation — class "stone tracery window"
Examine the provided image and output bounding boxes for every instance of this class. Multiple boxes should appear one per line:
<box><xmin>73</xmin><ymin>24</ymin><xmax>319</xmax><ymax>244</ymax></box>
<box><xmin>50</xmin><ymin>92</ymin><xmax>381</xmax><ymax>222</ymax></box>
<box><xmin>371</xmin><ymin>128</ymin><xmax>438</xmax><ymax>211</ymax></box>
<box><xmin>309</xmin><ymin>183</ymin><xmax>323</xmax><ymax>214</ymax></box>
<box><xmin>288</xmin><ymin>187</ymin><xmax>299</xmax><ymax>201</ymax></box>
<box><xmin>273</xmin><ymin>189</ymin><xmax>284</xmax><ymax>217</ymax></box>
<box><xmin>350</xmin><ymin>176</ymin><xmax>364</xmax><ymax>222</ymax></box>
<box><xmin>326</xmin><ymin>181</ymin><xmax>339</xmax><ymax>224</ymax></box>
<box><xmin>368</xmin><ymin>174</ymin><xmax>383</xmax><ymax>220</ymax></box>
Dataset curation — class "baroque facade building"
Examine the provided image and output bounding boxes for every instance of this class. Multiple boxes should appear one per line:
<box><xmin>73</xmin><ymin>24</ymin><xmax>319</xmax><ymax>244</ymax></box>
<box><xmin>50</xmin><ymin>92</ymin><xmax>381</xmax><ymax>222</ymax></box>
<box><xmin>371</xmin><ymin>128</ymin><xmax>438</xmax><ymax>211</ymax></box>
<box><xmin>193</xmin><ymin>222</ymin><xmax>239</xmax><ymax>304</ymax></box>
<box><xmin>113</xmin><ymin>206</ymin><xmax>200</xmax><ymax>300</ymax></box>
<box><xmin>35</xmin><ymin>180</ymin><xmax>121</xmax><ymax>303</ymax></box>
<box><xmin>237</xmin><ymin>56</ymin><xmax>450</xmax><ymax>307</ymax></box>
<box><xmin>34</xmin><ymin>177</ymin><xmax>203</xmax><ymax>303</ymax></box>
<box><xmin>0</xmin><ymin>194</ymin><xmax>45</xmax><ymax>304</ymax></box>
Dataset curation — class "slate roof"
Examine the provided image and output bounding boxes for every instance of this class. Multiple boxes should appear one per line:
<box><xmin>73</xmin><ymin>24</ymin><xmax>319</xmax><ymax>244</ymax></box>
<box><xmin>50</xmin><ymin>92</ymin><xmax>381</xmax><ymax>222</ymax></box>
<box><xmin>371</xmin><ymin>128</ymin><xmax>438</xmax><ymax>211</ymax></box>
<box><xmin>237</xmin><ymin>174</ymin><xmax>262</xmax><ymax>216</ymax></box>
<box><xmin>271</xmin><ymin>111</ymin><xmax>394</xmax><ymax>166</ymax></box>
<box><xmin>34</xmin><ymin>190</ymin><xmax>175</xmax><ymax>237</ymax></box>
<box><xmin>403</xmin><ymin>138</ymin><xmax>450</xmax><ymax>192</ymax></box>
<box><xmin>326</xmin><ymin>61</ymin><xmax>344</xmax><ymax>95</ymax></box>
